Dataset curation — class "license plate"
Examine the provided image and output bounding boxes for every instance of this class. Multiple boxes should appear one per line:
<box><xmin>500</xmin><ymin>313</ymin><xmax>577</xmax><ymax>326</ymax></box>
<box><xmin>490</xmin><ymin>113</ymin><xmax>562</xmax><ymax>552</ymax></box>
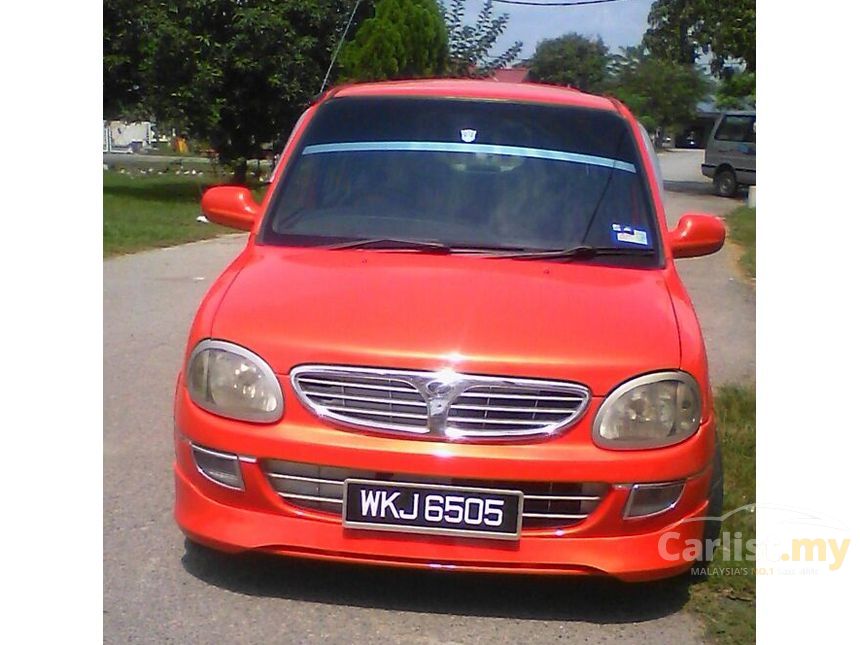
<box><xmin>342</xmin><ymin>479</ymin><xmax>523</xmax><ymax>540</ymax></box>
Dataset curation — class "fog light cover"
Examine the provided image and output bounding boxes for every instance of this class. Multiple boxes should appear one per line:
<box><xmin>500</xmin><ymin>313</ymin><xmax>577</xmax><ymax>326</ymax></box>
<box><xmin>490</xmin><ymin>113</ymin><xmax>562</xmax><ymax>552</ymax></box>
<box><xmin>191</xmin><ymin>444</ymin><xmax>244</xmax><ymax>490</ymax></box>
<box><xmin>624</xmin><ymin>481</ymin><xmax>684</xmax><ymax>518</ymax></box>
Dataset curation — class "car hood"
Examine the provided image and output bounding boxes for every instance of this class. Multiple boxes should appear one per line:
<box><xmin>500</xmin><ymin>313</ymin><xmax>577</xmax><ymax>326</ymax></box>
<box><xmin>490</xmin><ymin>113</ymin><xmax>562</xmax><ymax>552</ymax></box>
<box><xmin>211</xmin><ymin>248</ymin><xmax>680</xmax><ymax>396</ymax></box>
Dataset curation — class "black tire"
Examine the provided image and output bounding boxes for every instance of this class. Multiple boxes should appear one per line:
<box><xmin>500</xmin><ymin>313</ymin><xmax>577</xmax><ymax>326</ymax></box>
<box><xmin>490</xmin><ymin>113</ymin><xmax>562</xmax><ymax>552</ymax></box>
<box><xmin>702</xmin><ymin>441</ymin><xmax>724</xmax><ymax>554</ymax></box>
<box><xmin>714</xmin><ymin>168</ymin><xmax>738</xmax><ymax>198</ymax></box>
<box><xmin>183</xmin><ymin>537</ymin><xmax>217</xmax><ymax>560</ymax></box>
<box><xmin>182</xmin><ymin>537</ymin><xmax>236</xmax><ymax>566</ymax></box>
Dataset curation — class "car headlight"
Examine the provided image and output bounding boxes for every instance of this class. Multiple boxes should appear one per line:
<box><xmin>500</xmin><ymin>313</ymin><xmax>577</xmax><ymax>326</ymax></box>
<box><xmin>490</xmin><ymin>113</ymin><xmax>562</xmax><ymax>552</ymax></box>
<box><xmin>186</xmin><ymin>339</ymin><xmax>284</xmax><ymax>423</ymax></box>
<box><xmin>593</xmin><ymin>372</ymin><xmax>701</xmax><ymax>449</ymax></box>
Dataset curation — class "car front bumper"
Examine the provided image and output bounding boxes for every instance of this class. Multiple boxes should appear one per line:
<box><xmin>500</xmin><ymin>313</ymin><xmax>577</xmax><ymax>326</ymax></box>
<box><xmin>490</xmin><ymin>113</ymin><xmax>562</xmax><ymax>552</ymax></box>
<box><xmin>174</xmin><ymin>388</ymin><xmax>717</xmax><ymax>582</ymax></box>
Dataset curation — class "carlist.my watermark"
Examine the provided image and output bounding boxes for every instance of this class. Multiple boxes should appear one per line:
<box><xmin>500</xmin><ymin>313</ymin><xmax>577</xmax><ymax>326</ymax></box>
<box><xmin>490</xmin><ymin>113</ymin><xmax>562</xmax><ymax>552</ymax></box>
<box><xmin>657</xmin><ymin>503</ymin><xmax>851</xmax><ymax>576</ymax></box>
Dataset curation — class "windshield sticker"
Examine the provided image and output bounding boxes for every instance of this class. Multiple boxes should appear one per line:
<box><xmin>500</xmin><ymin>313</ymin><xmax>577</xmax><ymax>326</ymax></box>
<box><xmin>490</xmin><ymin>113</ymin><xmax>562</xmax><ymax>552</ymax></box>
<box><xmin>302</xmin><ymin>141</ymin><xmax>637</xmax><ymax>174</ymax></box>
<box><xmin>612</xmin><ymin>223</ymin><xmax>650</xmax><ymax>246</ymax></box>
<box><xmin>460</xmin><ymin>129</ymin><xmax>477</xmax><ymax>143</ymax></box>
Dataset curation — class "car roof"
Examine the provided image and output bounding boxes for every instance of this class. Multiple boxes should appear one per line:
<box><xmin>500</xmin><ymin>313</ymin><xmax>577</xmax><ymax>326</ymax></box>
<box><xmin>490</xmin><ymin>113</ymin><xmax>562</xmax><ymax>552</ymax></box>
<box><xmin>328</xmin><ymin>79</ymin><xmax>619</xmax><ymax>113</ymax></box>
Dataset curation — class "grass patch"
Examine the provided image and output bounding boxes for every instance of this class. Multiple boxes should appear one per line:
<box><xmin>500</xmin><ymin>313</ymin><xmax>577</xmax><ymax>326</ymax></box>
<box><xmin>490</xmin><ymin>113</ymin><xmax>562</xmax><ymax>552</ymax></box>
<box><xmin>103</xmin><ymin>170</ymin><xmax>265</xmax><ymax>257</ymax></box>
<box><xmin>688</xmin><ymin>384</ymin><xmax>756</xmax><ymax>644</ymax></box>
<box><xmin>723</xmin><ymin>207</ymin><xmax>755</xmax><ymax>278</ymax></box>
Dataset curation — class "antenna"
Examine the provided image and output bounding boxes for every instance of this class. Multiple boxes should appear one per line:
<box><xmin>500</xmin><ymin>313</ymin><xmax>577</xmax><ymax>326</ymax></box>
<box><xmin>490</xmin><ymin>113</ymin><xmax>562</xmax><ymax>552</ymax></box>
<box><xmin>319</xmin><ymin>0</ymin><xmax>363</xmax><ymax>94</ymax></box>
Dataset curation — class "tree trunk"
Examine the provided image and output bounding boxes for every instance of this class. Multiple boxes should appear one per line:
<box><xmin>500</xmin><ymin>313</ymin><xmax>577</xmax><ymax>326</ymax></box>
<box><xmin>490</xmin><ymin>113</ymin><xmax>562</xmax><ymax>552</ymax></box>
<box><xmin>231</xmin><ymin>158</ymin><xmax>248</xmax><ymax>185</ymax></box>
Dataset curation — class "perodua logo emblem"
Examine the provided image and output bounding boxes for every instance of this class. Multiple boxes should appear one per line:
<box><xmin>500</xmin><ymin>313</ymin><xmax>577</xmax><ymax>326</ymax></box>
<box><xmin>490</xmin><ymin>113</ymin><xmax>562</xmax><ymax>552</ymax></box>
<box><xmin>418</xmin><ymin>371</ymin><xmax>466</xmax><ymax>434</ymax></box>
<box><xmin>460</xmin><ymin>128</ymin><xmax>477</xmax><ymax>143</ymax></box>
<box><xmin>425</xmin><ymin>379</ymin><xmax>453</xmax><ymax>396</ymax></box>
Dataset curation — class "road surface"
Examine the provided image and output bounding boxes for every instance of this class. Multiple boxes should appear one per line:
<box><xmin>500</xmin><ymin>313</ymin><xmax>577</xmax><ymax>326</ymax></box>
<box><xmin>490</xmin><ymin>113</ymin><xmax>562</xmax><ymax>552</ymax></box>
<box><xmin>659</xmin><ymin>149</ymin><xmax>755</xmax><ymax>386</ymax></box>
<box><xmin>103</xmin><ymin>149</ymin><xmax>753</xmax><ymax>643</ymax></box>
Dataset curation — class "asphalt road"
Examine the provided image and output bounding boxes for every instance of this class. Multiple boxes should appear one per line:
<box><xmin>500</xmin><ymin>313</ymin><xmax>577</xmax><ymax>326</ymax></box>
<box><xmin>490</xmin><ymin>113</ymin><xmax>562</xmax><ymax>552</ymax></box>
<box><xmin>103</xmin><ymin>150</ymin><xmax>754</xmax><ymax>644</ymax></box>
<box><xmin>659</xmin><ymin>150</ymin><xmax>755</xmax><ymax>386</ymax></box>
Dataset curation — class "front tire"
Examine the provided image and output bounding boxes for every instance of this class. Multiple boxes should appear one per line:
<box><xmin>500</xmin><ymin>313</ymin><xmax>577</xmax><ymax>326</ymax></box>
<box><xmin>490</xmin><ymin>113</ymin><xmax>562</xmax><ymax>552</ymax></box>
<box><xmin>703</xmin><ymin>442</ymin><xmax>724</xmax><ymax>550</ymax></box>
<box><xmin>715</xmin><ymin>168</ymin><xmax>738</xmax><ymax>197</ymax></box>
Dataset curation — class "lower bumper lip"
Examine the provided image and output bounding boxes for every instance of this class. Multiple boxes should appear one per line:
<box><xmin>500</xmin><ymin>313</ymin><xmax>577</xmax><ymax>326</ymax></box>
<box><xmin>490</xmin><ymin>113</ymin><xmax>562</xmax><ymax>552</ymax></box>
<box><xmin>175</xmin><ymin>461</ymin><xmax>712</xmax><ymax>582</ymax></box>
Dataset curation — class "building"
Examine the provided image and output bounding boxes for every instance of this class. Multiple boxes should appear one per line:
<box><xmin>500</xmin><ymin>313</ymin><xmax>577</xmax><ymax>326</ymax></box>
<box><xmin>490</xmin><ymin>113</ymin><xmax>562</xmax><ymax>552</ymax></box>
<box><xmin>673</xmin><ymin>101</ymin><xmax>721</xmax><ymax>149</ymax></box>
<box><xmin>490</xmin><ymin>67</ymin><xmax>529</xmax><ymax>83</ymax></box>
<box><xmin>103</xmin><ymin>121</ymin><xmax>156</xmax><ymax>153</ymax></box>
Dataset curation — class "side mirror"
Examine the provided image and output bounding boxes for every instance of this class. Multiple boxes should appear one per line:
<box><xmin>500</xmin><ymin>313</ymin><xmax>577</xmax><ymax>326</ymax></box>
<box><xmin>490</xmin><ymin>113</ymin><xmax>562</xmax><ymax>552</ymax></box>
<box><xmin>669</xmin><ymin>213</ymin><xmax>726</xmax><ymax>258</ymax></box>
<box><xmin>201</xmin><ymin>186</ymin><xmax>260</xmax><ymax>231</ymax></box>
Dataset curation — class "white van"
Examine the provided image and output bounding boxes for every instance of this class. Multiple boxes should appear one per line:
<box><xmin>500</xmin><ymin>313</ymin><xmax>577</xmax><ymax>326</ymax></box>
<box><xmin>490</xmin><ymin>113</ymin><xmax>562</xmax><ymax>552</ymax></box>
<box><xmin>701</xmin><ymin>111</ymin><xmax>756</xmax><ymax>197</ymax></box>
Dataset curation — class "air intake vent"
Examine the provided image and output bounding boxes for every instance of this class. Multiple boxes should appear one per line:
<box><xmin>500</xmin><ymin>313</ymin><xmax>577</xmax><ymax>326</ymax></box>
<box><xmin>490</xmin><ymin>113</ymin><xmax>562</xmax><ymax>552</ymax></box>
<box><xmin>262</xmin><ymin>459</ymin><xmax>608</xmax><ymax>529</ymax></box>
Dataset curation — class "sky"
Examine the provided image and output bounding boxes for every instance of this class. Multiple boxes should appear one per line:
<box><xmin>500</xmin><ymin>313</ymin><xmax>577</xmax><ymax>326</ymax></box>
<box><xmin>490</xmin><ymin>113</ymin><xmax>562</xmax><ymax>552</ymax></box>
<box><xmin>449</xmin><ymin>0</ymin><xmax>654</xmax><ymax>62</ymax></box>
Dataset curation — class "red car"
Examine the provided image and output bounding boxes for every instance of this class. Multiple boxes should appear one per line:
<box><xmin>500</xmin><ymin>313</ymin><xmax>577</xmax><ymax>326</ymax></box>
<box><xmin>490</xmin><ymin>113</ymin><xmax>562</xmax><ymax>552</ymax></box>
<box><xmin>174</xmin><ymin>80</ymin><xmax>726</xmax><ymax>581</ymax></box>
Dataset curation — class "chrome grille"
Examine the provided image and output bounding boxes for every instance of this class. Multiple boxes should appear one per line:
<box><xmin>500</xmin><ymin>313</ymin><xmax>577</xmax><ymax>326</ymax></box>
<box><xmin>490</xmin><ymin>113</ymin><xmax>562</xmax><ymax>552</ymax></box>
<box><xmin>448</xmin><ymin>385</ymin><xmax>589</xmax><ymax>437</ymax></box>
<box><xmin>263</xmin><ymin>459</ymin><xmax>608</xmax><ymax>529</ymax></box>
<box><xmin>292</xmin><ymin>369</ymin><xmax>428</xmax><ymax>434</ymax></box>
<box><xmin>291</xmin><ymin>365</ymin><xmax>590</xmax><ymax>440</ymax></box>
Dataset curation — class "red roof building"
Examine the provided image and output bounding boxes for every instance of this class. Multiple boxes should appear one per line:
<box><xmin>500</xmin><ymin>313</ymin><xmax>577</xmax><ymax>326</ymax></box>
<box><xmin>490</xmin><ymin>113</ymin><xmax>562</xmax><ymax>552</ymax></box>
<box><xmin>489</xmin><ymin>67</ymin><xmax>529</xmax><ymax>83</ymax></box>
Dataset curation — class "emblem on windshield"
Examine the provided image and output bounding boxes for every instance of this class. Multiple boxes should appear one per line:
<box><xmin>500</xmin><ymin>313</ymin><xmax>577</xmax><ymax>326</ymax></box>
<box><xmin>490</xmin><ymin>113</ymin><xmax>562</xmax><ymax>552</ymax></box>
<box><xmin>460</xmin><ymin>128</ymin><xmax>477</xmax><ymax>143</ymax></box>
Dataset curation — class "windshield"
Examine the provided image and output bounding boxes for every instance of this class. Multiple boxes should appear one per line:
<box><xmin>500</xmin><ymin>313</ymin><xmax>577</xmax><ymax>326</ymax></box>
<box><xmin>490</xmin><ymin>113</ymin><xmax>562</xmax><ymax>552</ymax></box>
<box><xmin>262</xmin><ymin>97</ymin><xmax>660</xmax><ymax>264</ymax></box>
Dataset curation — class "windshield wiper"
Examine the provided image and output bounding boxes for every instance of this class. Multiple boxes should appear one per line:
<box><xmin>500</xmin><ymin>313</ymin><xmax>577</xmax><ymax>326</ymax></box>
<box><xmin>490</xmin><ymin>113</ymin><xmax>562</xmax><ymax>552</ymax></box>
<box><xmin>486</xmin><ymin>245</ymin><xmax>655</xmax><ymax>261</ymax></box>
<box><xmin>316</xmin><ymin>239</ymin><xmax>652</xmax><ymax>260</ymax></box>
<box><xmin>320</xmin><ymin>237</ymin><xmax>452</xmax><ymax>252</ymax></box>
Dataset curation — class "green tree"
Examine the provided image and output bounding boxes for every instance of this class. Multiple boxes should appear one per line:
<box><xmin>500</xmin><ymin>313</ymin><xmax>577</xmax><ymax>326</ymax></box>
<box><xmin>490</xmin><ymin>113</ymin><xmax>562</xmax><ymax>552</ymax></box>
<box><xmin>702</xmin><ymin>2</ymin><xmax>755</xmax><ymax>74</ymax></box>
<box><xmin>643</xmin><ymin>0</ymin><xmax>755</xmax><ymax>76</ymax></box>
<box><xmin>642</xmin><ymin>0</ymin><xmax>702</xmax><ymax>66</ymax></box>
<box><xmin>606</xmin><ymin>46</ymin><xmax>710</xmax><ymax>142</ymax></box>
<box><xmin>104</xmin><ymin>0</ymin><xmax>151</xmax><ymax>119</ymax></box>
<box><xmin>444</xmin><ymin>0</ymin><xmax>523</xmax><ymax>77</ymax></box>
<box><xmin>526</xmin><ymin>33</ymin><xmax>609</xmax><ymax>92</ymax></box>
<box><xmin>340</xmin><ymin>0</ymin><xmax>447</xmax><ymax>80</ymax></box>
<box><xmin>716</xmin><ymin>69</ymin><xmax>755</xmax><ymax>109</ymax></box>
<box><xmin>124</xmin><ymin>0</ymin><xmax>359</xmax><ymax>182</ymax></box>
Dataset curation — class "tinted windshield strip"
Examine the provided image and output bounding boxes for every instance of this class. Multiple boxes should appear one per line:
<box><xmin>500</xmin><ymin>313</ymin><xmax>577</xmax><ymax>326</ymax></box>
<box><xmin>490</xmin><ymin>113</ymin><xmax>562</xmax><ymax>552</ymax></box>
<box><xmin>302</xmin><ymin>141</ymin><xmax>637</xmax><ymax>174</ymax></box>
